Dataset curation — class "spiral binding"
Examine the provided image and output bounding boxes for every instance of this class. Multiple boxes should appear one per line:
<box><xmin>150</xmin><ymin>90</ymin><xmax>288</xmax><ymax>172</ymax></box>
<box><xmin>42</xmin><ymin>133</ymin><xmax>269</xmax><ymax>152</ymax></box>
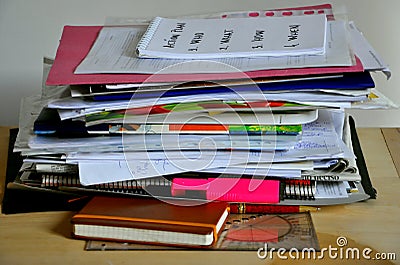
<box><xmin>283</xmin><ymin>179</ymin><xmax>315</xmax><ymax>200</ymax></box>
<box><xmin>41</xmin><ymin>173</ymin><xmax>315</xmax><ymax>200</ymax></box>
<box><xmin>135</xmin><ymin>16</ymin><xmax>164</xmax><ymax>56</ymax></box>
<box><xmin>41</xmin><ymin>174</ymin><xmax>80</xmax><ymax>188</ymax></box>
<box><xmin>41</xmin><ymin>174</ymin><xmax>170</xmax><ymax>195</ymax></box>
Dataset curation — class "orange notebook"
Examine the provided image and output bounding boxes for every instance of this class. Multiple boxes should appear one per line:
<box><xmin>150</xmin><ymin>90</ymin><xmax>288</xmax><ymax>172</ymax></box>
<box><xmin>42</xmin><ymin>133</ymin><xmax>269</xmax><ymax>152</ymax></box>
<box><xmin>71</xmin><ymin>196</ymin><xmax>229</xmax><ymax>248</ymax></box>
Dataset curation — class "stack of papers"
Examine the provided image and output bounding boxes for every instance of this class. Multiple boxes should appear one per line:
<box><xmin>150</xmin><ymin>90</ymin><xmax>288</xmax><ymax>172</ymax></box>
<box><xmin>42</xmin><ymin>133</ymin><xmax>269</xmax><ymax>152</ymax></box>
<box><xmin>13</xmin><ymin>3</ymin><xmax>395</xmax><ymax>207</ymax></box>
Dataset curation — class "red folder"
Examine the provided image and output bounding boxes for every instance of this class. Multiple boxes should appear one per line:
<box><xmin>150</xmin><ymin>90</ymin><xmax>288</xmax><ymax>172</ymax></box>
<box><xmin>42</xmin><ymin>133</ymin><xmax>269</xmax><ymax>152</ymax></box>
<box><xmin>46</xmin><ymin>25</ymin><xmax>364</xmax><ymax>86</ymax></box>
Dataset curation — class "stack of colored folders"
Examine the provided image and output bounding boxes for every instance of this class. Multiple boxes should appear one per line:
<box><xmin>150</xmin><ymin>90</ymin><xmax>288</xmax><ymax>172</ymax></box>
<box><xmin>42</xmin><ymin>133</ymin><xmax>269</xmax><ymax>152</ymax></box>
<box><xmin>11</xmin><ymin>4</ymin><xmax>395</xmax><ymax>213</ymax></box>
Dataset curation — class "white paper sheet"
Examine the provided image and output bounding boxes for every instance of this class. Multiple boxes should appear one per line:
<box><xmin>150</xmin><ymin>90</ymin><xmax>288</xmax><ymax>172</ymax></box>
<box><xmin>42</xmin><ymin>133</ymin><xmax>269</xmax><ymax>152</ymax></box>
<box><xmin>314</xmin><ymin>181</ymin><xmax>349</xmax><ymax>198</ymax></box>
<box><xmin>348</xmin><ymin>21</ymin><xmax>391</xmax><ymax>78</ymax></box>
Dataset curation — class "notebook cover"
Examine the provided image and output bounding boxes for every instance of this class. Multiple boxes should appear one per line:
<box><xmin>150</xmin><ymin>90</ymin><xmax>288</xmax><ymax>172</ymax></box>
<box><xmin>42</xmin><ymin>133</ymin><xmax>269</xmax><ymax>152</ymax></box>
<box><xmin>71</xmin><ymin>196</ymin><xmax>229</xmax><ymax>247</ymax></box>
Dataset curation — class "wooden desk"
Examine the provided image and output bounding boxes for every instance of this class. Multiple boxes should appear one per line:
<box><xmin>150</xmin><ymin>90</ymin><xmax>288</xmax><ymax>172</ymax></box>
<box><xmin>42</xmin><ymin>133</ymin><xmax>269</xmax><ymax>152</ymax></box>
<box><xmin>0</xmin><ymin>127</ymin><xmax>399</xmax><ymax>265</ymax></box>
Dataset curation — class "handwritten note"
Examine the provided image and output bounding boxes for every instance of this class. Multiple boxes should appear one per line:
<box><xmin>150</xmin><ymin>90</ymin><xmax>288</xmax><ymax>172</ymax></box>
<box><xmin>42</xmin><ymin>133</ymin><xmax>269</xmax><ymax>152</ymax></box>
<box><xmin>136</xmin><ymin>15</ymin><xmax>327</xmax><ymax>59</ymax></box>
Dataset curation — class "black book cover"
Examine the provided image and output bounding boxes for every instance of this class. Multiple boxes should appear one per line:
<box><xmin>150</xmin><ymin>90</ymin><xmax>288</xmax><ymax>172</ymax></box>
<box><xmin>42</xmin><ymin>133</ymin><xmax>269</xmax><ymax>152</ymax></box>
<box><xmin>348</xmin><ymin>116</ymin><xmax>377</xmax><ymax>199</ymax></box>
<box><xmin>1</xmin><ymin>128</ymin><xmax>88</xmax><ymax>214</ymax></box>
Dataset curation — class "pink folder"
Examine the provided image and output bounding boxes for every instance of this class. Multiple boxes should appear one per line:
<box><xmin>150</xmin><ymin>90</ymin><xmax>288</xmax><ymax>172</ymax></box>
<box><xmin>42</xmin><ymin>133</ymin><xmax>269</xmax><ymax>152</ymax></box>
<box><xmin>46</xmin><ymin>24</ymin><xmax>364</xmax><ymax>86</ymax></box>
<box><xmin>171</xmin><ymin>178</ymin><xmax>281</xmax><ymax>203</ymax></box>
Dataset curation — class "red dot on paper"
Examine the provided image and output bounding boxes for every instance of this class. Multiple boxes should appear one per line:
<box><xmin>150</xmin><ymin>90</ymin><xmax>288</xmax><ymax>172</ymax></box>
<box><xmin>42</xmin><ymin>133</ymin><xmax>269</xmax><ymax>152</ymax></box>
<box><xmin>248</xmin><ymin>12</ymin><xmax>260</xmax><ymax>17</ymax></box>
<box><xmin>304</xmin><ymin>10</ymin><xmax>315</xmax><ymax>15</ymax></box>
<box><xmin>265</xmin><ymin>11</ymin><xmax>275</xmax><ymax>16</ymax></box>
<box><xmin>282</xmin><ymin>11</ymin><xmax>293</xmax><ymax>16</ymax></box>
<box><xmin>221</xmin><ymin>14</ymin><xmax>228</xmax><ymax>18</ymax></box>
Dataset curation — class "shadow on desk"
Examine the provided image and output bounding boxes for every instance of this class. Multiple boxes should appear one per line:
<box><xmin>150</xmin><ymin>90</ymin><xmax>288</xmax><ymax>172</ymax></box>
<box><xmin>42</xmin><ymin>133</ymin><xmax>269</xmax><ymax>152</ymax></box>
<box><xmin>52</xmin><ymin>211</ymin><xmax>76</xmax><ymax>239</ymax></box>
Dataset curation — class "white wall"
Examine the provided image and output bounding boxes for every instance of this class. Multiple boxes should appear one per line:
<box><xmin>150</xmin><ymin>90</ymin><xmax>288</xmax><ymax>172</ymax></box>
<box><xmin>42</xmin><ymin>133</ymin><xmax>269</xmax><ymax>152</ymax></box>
<box><xmin>0</xmin><ymin>0</ymin><xmax>399</xmax><ymax>127</ymax></box>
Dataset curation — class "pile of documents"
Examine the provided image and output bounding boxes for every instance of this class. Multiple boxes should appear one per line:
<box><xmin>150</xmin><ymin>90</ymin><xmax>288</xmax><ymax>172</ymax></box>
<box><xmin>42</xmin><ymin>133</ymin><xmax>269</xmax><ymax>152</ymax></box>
<box><xmin>12</xmin><ymin>4</ymin><xmax>395</xmax><ymax>210</ymax></box>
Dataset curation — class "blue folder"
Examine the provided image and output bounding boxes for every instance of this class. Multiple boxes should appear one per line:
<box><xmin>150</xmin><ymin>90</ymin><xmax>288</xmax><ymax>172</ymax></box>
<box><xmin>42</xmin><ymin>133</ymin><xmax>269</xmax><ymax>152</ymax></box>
<box><xmin>92</xmin><ymin>71</ymin><xmax>374</xmax><ymax>101</ymax></box>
